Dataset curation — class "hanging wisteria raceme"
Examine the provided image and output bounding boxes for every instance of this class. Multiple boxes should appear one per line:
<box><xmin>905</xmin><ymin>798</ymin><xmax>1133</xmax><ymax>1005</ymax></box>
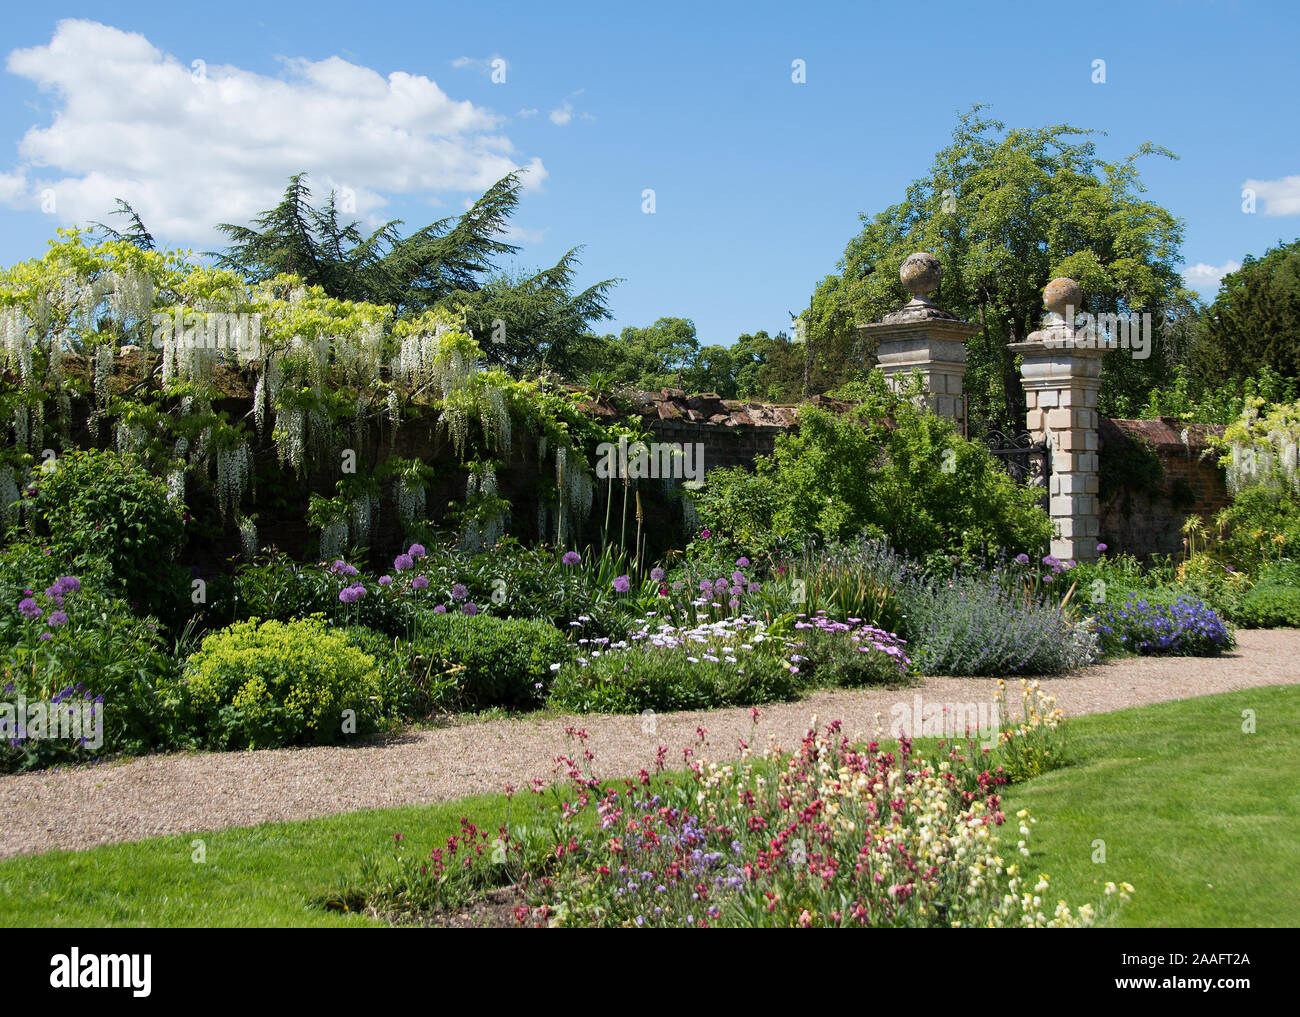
<box><xmin>395</xmin><ymin>474</ymin><xmax>426</xmax><ymax>525</ymax></box>
<box><xmin>481</xmin><ymin>384</ymin><xmax>511</xmax><ymax>454</ymax></box>
<box><xmin>238</xmin><ymin>516</ymin><xmax>258</xmax><ymax>561</ymax></box>
<box><xmin>351</xmin><ymin>492</ymin><xmax>374</xmax><ymax>547</ymax></box>
<box><xmin>216</xmin><ymin>442</ymin><xmax>251</xmax><ymax>520</ymax></box>
<box><xmin>320</xmin><ymin>518</ymin><xmax>348</xmax><ymax>560</ymax></box>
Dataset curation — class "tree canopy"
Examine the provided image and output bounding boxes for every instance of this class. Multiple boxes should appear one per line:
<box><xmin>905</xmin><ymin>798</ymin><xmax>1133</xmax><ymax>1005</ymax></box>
<box><xmin>805</xmin><ymin>106</ymin><xmax>1195</xmax><ymax>430</ymax></box>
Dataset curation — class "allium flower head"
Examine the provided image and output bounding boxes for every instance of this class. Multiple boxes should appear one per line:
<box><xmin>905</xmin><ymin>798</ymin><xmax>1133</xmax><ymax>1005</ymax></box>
<box><xmin>378</xmin><ymin>575</ymin><xmax>392</xmax><ymax>586</ymax></box>
<box><xmin>462</xmin><ymin>602</ymin><xmax>479</xmax><ymax>616</ymax></box>
<box><xmin>451</xmin><ymin>583</ymin><xmax>469</xmax><ymax>601</ymax></box>
<box><xmin>394</xmin><ymin>554</ymin><xmax>414</xmax><ymax>572</ymax></box>
<box><xmin>18</xmin><ymin>598</ymin><xmax>41</xmax><ymax>621</ymax></box>
<box><xmin>613</xmin><ymin>575</ymin><xmax>631</xmax><ymax>593</ymax></box>
<box><xmin>412</xmin><ymin>575</ymin><xmax>429</xmax><ymax>590</ymax></box>
<box><xmin>562</xmin><ymin>551</ymin><xmax>581</xmax><ymax>566</ymax></box>
<box><xmin>650</xmin><ymin>566</ymin><xmax>665</xmax><ymax>582</ymax></box>
<box><xmin>409</xmin><ymin>543</ymin><xmax>427</xmax><ymax>558</ymax></box>
<box><xmin>48</xmin><ymin>611</ymin><xmax>68</xmax><ymax>627</ymax></box>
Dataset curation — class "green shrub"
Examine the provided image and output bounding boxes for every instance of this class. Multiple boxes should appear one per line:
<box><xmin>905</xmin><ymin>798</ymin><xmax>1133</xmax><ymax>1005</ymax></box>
<box><xmin>1233</xmin><ymin>561</ymin><xmax>1300</xmax><ymax>628</ymax></box>
<box><xmin>415</xmin><ymin>612</ymin><xmax>568</xmax><ymax>709</ymax></box>
<box><xmin>172</xmin><ymin>617</ymin><xmax>383</xmax><ymax>749</ymax></box>
<box><xmin>548</xmin><ymin>616</ymin><xmax>803</xmax><ymax>713</ymax></box>
<box><xmin>23</xmin><ymin>449</ymin><xmax>185</xmax><ymax>614</ymax></box>
<box><xmin>1</xmin><ymin>547</ymin><xmax>176</xmax><ymax>770</ymax></box>
<box><xmin>793</xmin><ymin>614</ymin><xmax>911</xmax><ymax>687</ymax></box>
<box><xmin>696</xmin><ymin>373</ymin><xmax>1053</xmax><ymax>560</ymax></box>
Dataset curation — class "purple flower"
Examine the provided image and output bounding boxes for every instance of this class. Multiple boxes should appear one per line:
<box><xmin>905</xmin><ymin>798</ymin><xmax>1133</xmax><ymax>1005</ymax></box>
<box><xmin>613</xmin><ymin>575</ymin><xmax>631</xmax><ymax>593</ymax></box>
<box><xmin>1097</xmin><ymin>543</ymin><xmax>1108</xmax><ymax>553</ymax></box>
<box><xmin>433</xmin><ymin>604</ymin><xmax>447</xmax><ymax>614</ymax></box>
<box><xmin>18</xmin><ymin>598</ymin><xmax>41</xmax><ymax>621</ymax></box>
<box><xmin>412</xmin><ymin>575</ymin><xmax>429</xmax><ymax>590</ymax></box>
<box><xmin>562</xmin><ymin>551</ymin><xmax>581</xmax><ymax>566</ymax></box>
<box><xmin>409</xmin><ymin>543</ymin><xmax>427</xmax><ymax>559</ymax></box>
<box><xmin>329</xmin><ymin>559</ymin><xmax>358</xmax><ymax>576</ymax></box>
<box><xmin>650</xmin><ymin>566</ymin><xmax>665</xmax><ymax>582</ymax></box>
<box><xmin>451</xmin><ymin>583</ymin><xmax>468</xmax><ymax>601</ymax></box>
<box><xmin>39</xmin><ymin>632</ymin><xmax>52</xmax><ymax>641</ymax></box>
<box><xmin>699</xmin><ymin>579</ymin><xmax>712</xmax><ymax>593</ymax></box>
<box><xmin>731</xmin><ymin>571</ymin><xmax>744</xmax><ymax>585</ymax></box>
<box><xmin>714</xmin><ymin>578</ymin><xmax>728</xmax><ymax>591</ymax></box>
<box><xmin>338</xmin><ymin>587</ymin><xmax>358</xmax><ymax>604</ymax></box>
<box><xmin>700</xmin><ymin>529</ymin><xmax>711</xmax><ymax>540</ymax></box>
<box><xmin>736</xmin><ymin>557</ymin><xmax>750</xmax><ymax>568</ymax></box>
<box><xmin>462</xmin><ymin>602</ymin><xmax>479</xmax><ymax>616</ymax></box>
<box><xmin>394</xmin><ymin>554</ymin><xmax>414</xmax><ymax>572</ymax></box>
<box><xmin>48</xmin><ymin>611</ymin><xmax>68</xmax><ymax>627</ymax></box>
<box><xmin>378</xmin><ymin>575</ymin><xmax>392</xmax><ymax>587</ymax></box>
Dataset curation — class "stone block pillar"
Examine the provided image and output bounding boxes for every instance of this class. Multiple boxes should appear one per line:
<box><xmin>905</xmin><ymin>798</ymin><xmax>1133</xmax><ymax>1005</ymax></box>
<box><xmin>1009</xmin><ymin>277</ymin><xmax>1104</xmax><ymax>562</ymax></box>
<box><xmin>858</xmin><ymin>253</ymin><xmax>979</xmax><ymax>429</ymax></box>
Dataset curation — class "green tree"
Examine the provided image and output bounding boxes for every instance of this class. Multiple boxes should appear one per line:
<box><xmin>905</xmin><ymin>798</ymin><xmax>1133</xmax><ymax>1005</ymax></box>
<box><xmin>1197</xmin><ymin>238</ymin><xmax>1300</xmax><ymax>386</ymax></box>
<box><xmin>606</xmin><ymin>317</ymin><xmax>701</xmax><ymax>389</ymax></box>
<box><xmin>813</xmin><ymin>106</ymin><xmax>1192</xmax><ymax>431</ymax></box>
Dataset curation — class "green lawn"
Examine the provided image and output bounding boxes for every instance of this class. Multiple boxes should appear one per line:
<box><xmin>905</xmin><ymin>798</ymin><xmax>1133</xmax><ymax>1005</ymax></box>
<box><xmin>1</xmin><ymin>685</ymin><xmax>1296</xmax><ymax>927</ymax></box>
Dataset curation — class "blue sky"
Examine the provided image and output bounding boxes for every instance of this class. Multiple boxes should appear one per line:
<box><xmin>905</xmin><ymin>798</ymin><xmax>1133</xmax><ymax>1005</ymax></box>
<box><xmin>1</xmin><ymin>0</ymin><xmax>1297</xmax><ymax>347</ymax></box>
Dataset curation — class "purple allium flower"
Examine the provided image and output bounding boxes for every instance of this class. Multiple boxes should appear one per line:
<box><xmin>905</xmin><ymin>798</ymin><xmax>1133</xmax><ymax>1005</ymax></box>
<box><xmin>462</xmin><ymin>602</ymin><xmax>479</xmax><ymax>616</ymax></box>
<box><xmin>48</xmin><ymin>611</ymin><xmax>68</xmax><ymax>627</ymax></box>
<box><xmin>1015</xmin><ymin>553</ymin><xmax>1030</xmax><ymax>565</ymax></box>
<box><xmin>394</xmin><ymin>554</ymin><xmax>414</xmax><ymax>572</ymax></box>
<box><xmin>18</xmin><ymin>598</ymin><xmax>41</xmax><ymax>621</ymax></box>
<box><xmin>409</xmin><ymin>543</ymin><xmax>427</xmax><ymax>559</ymax></box>
<box><xmin>378</xmin><ymin>575</ymin><xmax>392</xmax><ymax>586</ymax></box>
<box><xmin>433</xmin><ymin>604</ymin><xmax>447</xmax><ymax>614</ymax></box>
<box><xmin>731</xmin><ymin>571</ymin><xmax>744</xmax><ymax>585</ymax></box>
<box><xmin>1097</xmin><ymin>543</ymin><xmax>1108</xmax><ymax>553</ymax></box>
<box><xmin>339</xmin><ymin>588</ymin><xmax>356</xmax><ymax>603</ymax></box>
<box><xmin>736</xmin><ymin>557</ymin><xmax>750</xmax><ymax>568</ymax></box>
<box><xmin>747</xmin><ymin>582</ymin><xmax>761</xmax><ymax>594</ymax></box>
<box><xmin>714</xmin><ymin>577</ymin><xmax>729</xmax><ymax>591</ymax></box>
<box><xmin>650</xmin><ymin>566</ymin><xmax>665</xmax><ymax>582</ymax></box>
<box><xmin>39</xmin><ymin>632</ymin><xmax>52</xmax><ymax>641</ymax></box>
<box><xmin>699</xmin><ymin>579</ymin><xmax>712</xmax><ymax>593</ymax></box>
<box><xmin>728</xmin><ymin>598</ymin><xmax>740</xmax><ymax>609</ymax></box>
<box><xmin>613</xmin><ymin>575</ymin><xmax>631</xmax><ymax>593</ymax></box>
<box><xmin>562</xmin><ymin>551</ymin><xmax>581</xmax><ymax>566</ymax></box>
<box><xmin>412</xmin><ymin>575</ymin><xmax>429</xmax><ymax>590</ymax></box>
<box><xmin>451</xmin><ymin>583</ymin><xmax>468</xmax><ymax>601</ymax></box>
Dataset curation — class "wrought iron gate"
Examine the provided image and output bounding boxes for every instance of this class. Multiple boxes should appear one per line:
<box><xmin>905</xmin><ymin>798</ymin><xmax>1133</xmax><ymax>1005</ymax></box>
<box><xmin>981</xmin><ymin>428</ymin><xmax>1052</xmax><ymax>509</ymax></box>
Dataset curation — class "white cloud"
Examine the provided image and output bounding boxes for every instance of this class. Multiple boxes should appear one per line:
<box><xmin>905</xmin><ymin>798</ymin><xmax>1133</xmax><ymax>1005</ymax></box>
<box><xmin>516</xmin><ymin>108</ymin><xmax>539</xmax><ymax>118</ymax></box>
<box><xmin>549</xmin><ymin>103</ymin><xmax>573</xmax><ymax>126</ymax></box>
<box><xmin>2</xmin><ymin>20</ymin><xmax>545</xmax><ymax>245</ymax></box>
<box><xmin>1183</xmin><ymin>260</ymin><xmax>1241</xmax><ymax>294</ymax></box>
<box><xmin>1244</xmin><ymin>175</ymin><xmax>1300</xmax><ymax>216</ymax></box>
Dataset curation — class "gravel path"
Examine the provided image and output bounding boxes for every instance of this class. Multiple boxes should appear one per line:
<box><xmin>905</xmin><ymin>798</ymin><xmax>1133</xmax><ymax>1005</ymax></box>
<box><xmin>3</xmin><ymin>629</ymin><xmax>1298</xmax><ymax>859</ymax></box>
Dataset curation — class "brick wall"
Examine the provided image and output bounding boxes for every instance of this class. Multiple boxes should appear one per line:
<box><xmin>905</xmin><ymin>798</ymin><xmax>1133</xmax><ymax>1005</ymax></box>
<box><xmin>1096</xmin><ymin>417</ymin><xmax>1228</xmax><ymax>559</ymax></box>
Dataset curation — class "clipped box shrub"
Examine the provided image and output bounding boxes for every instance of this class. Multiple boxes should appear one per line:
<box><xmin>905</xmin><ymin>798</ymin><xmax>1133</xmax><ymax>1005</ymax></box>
<box><xmin>172</xmin><ymin>617</ymin><xmax>383</xmax><ymax>749</ymax></box>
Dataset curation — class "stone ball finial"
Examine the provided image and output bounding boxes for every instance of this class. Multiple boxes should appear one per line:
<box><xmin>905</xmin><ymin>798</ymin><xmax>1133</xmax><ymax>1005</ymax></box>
<box><xmin>1044</xmin><ymin>277</ymin><xmax>1082</xmax><ymax>318</ymax></box>
<box><xmin>899</xmin><ymin>252</ymin><xmax>942</xmax><ymax>299</ymax></box>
